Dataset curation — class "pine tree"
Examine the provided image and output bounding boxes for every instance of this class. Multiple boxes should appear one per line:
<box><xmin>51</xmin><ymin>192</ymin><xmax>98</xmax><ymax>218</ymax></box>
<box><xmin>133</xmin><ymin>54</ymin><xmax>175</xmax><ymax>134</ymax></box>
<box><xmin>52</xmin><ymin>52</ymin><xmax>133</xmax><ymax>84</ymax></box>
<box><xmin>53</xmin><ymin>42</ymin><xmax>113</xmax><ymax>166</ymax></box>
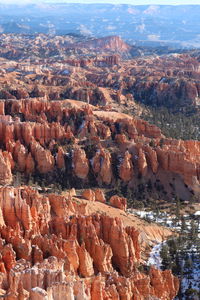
<box><xmin>160</xmin><ymin>244</ymin><xmax>172</xmax><ymax>270</ymax></box>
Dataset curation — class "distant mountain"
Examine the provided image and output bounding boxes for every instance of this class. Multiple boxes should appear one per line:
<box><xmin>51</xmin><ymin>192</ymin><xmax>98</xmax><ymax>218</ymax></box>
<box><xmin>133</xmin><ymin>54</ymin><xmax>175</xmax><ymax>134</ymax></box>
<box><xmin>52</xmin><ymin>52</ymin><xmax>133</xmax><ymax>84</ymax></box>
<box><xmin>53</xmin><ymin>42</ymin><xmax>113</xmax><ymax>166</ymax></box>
<box><xmin>0</xmin><ymin>4</ymin><xmax>200</xmax><ymax>48</ymax></box>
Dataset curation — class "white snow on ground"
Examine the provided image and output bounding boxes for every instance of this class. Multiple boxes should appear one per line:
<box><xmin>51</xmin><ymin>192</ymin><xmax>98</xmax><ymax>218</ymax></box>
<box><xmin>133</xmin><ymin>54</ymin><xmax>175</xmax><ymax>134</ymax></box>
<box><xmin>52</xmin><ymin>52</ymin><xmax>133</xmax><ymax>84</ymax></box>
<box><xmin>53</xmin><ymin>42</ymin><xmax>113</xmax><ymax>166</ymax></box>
<box><xmin>194</xmin><ymin>210</ymin><xmax>200</xmax><ymax>216</ymax></box>
<box><xmin>147</xmin><ymin>242</ymin><xmax>165</xmax><ymax>269</ymax></box>
<box><xmin>174</xmin><ymin>246</ymin><xmax>200</xmax><ymax>300</ymax></box>
<box><xmin>128</xmin><ymin>209</ymin><xmax>200</xmax><ymax>232</ymax></box>
<box><xmin>128</xmin><ymin>208</ymin><xmax>200</xmax><ymax>299</ymax></box>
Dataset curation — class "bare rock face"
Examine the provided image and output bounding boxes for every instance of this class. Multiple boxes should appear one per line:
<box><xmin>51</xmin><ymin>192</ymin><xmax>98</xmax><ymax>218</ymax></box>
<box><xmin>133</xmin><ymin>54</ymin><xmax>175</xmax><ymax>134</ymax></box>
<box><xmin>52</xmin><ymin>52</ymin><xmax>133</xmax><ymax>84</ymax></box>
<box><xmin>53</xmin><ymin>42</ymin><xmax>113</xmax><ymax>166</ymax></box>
<box><xmin>82</xmin><ymin>189</ymin><xmax>106</xmax><ymax>203</ymax></box>
<box><xmin>25</xmin><ymin>153</ymin><xmax>35</xmax><ymax>174</ymax></box>
<box><xmin>144</xmin><ymin>145</ymin><xmax>158</xmax><ymax>173</ymax></box>
<box><xmin>115</xmin><ymin>133</ymin><xmax>128</xmax><ymax>144</ymax></box>
<box><xmin>0</xmin><ymin>98</ymin><xmax>199</xmax><ymax>196</ymax></box>
<box><xmin>119</xmin><ymin>151</ymin><xmax>133</xmax><ymax>182</ymax></box>
<box><xmin>30</xmin><ymin>287</ymin><xmax>48</xmax><ymax>300</ymax></box>
<box><xmin>149</xmin><ymin>267</ymin><xmax>180</xmax><ymax>300</ymax></box>
<box><xmin>97</xmin><ymin>123</ymin><xmax>111</xmax><ymax>139</ymax></box>
<box><xmin>31</xmin><ymin>141</ymin><xmax>54</xmax><ymax>173</ymax></box>
<box><xmin>77</xmin><ymin>36</ymin><xmax>131</xmax><ymax>53</ymax></box>
<box><xmin>73</xmin><ymin>147</ymin><xmax>89</xmax><ymax>179</ymax></box>
<box><xmin>13</xmin><ymin>141</ymin><xmax>27</xmax><ymax>172</ymax></box>
<box><xmin>77</xmin><ymin>243</ymin><xmax>94</xmax><ymax>277</ymax></box>
<box><xmin>0</xmin><ymin>186</ymin><xmax>179</xmax><ymax>300</ymax></box>
<box><xmin>92</xmin><ymin>148</ymin><xmax>112</xmax><ymax>185</ymax></box>
<box><xmin>0</xmin><ymin>151</ymin><xmax>12</xmax><ymax>185</ymax></box>
<box><xmin>138</xmin><ymin>148</ymin><xmax>148</xmax><ymax>176</ymax></box>
<box><xmin>156</xmin><ymin>139</ymin><xmax>200</xmax><ymax>187</ymax></box>
<box><xmin>82</xmin><ymin>189</ymin><xmax>95</xmax><ymax>201</ymax></box>
<box><xmin>94</xmin><ymin>189</ymin><xmax>106</xmax><ymax>203</ymax></box>
<box><xmin>109</xmin><ymin>195</ymin><xmax>127</xmax><ymax>211</ymax></box>
<box><xmin>56</xmin><ymin>147</ymin><xmax>65</xmax><ymax>169</ymax></box>
<box><xmin>2</xmin><ymin>35</ymin><xmax>200</xmax><ymax>300</ymax></box>
<box><xmin>0</xmin><ymin>101</ymin><xmax>5</xmax><ymax>115</ymax></box>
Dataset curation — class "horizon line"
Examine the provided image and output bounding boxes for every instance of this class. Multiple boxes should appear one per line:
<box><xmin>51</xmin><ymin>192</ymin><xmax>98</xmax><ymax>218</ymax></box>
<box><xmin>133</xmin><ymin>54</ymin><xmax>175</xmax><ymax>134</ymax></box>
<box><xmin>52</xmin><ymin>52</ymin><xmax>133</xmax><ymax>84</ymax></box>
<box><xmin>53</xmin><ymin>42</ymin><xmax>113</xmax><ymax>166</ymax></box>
<box><xmin>0</xmin><ymin>1</ymin><xmax>200</xmax><ymax>6</ymax></box>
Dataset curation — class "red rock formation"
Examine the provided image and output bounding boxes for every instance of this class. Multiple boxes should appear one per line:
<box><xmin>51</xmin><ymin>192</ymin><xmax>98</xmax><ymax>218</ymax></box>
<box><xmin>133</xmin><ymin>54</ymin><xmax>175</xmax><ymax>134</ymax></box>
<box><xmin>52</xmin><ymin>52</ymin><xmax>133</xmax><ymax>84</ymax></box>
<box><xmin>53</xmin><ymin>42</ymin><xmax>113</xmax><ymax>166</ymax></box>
<box><xmin>25</xmin><ymin>153</ymin><xmax>35</xmax><ymax>174</ymax></box>
<box><xmin>0</xmin><ymin>151</ymin><xmax>12</xmax><ymax>185</ymax></box>
<box><xmin>138</xmin><ymin>148</ymin><xmax>148</xmax><ymax>176</ymax></box>
<box><xmin>97</xmin><ymin>123</ymin><xmax>111</xmax><ymax>139</ymax></box>
<box><xmin>94</xmin><ymin>189</ymin><xmax>106</xmax><ymax>203</ymax></box>
<box><xmin>0</xmin><ymin>186</ymin><xmax>178</xmax><ymax>299</ymax></box>
<box><xmin>144</xmin><ymin>145</ymin><xmax>158</xmax><ymax>173</ymax></box>
<box><xmin>115</xmin><ymin>133</ymin><xmax>128</xmax><ymax>144</ymax></box>
<box><xmin>0</xmin><ymin>101</ymin><xmax>4</xmax><ymax>115</ymax></box>
<box><xmin>77</xmin><ymin>243</ymin><xmax>94</xmax><ymax>277</ymax></box>
<box><xmin>2</xmin><ymin>35</ymin><xmax>200</xmax><ymax>300</ymax></box>
<box><xmin>92</xmin><ymin>148</ymin><xmax>112</xmax><ymax>185</ymax></box>
<box><xmin>149</xmin><ymin>267</ymin><xmax>180</xmax><ymax>300</ymax></box>
<box><xmin>56</xmin><ymin>147</ymin><xmax>65</xmax><ymax>169</ymax></box>
<box><xmin>77</xmin><ymin>36</ymin><xmax>131</xmax><ymax>53</ymax></box>
<box><xmin>82</xmin><ymin>189</ymin><xmax>106</xmax><ymax>203</ymax></box>
<box><xmin>109</xmin><ymin>195</ymin><xmax>127</xmax><ymax>211</ymax></box>
<box><xmin>30</xmin><ymin>141</ymin><xmax>54</xmax><ymax>173</ymax></box>
<box><xmin>119</xmin><ymin>151</ymin><xmax>133</xmax><ymax>182</ymax></box>
<box><xmin>13</xmin><ymin>141</ymin><xmax>27</xmax><ymax>172</ymax></box>
<box><xmin>82</xmin><ymin>189</ymin><xmax>95</xmax><ymax>201</ymax></box>
<box><xmin>156</xmin><ymin>140</ymin><xmax>200</xmax><ymax>187</ymax></box>
<box><xmin>73</xmin><ymin>147</ymin><xmax>89</xmax><ymax>179</ymax></box>
<box><xmin>0</xmin><ymin>97</ymin><xmax>199</xmax><ymax>194</ymax></box>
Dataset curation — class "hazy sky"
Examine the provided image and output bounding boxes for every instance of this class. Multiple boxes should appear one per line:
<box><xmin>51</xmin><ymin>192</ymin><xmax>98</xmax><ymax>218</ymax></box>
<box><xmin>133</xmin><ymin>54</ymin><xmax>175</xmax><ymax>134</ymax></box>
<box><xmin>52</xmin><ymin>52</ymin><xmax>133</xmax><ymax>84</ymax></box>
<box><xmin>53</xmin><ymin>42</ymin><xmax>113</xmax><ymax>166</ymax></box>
<box><xmin>1</xmin><ymin>0</ymin><xmax>200</xmax><ymax>5</ymax></box>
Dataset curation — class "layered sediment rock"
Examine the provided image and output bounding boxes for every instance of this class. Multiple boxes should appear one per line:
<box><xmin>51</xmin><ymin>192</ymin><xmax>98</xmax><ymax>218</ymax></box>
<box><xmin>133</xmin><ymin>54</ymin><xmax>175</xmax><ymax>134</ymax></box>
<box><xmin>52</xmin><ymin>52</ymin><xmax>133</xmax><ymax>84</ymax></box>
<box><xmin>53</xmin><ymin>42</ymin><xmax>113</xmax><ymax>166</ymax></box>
<box><xmin>77</xmin><ymin>36</ymin><xmax>131</xmax><ymax>53</ymax></box>
<box><xmin>0</xmin><ymin>150</ymin><xmax>13</xmax><ymax>185</ymax></box>
<box><xmin>73</xmin><ymin>147</ymin><xmax>89</xmax><ymax>179</ymax></box>
<box><xmin>1</xmin><ymin>34</ymin><xmax>199</xmax><ymax>300</ymax></box>
<box><xmin>109</xmin><ymin>195</ymin><xmax>127</xmax><ymax>211</ymax></box>
<box><xmin>0</xmin><ymin>99</ymin><xmax>199</xmax><ymax>193</ymax></box>
<box><xmin>82</xmin><ymin>189</ymin><xmax>106</xmax><ymax>203</ymax></box>
<box><xmin>31</xmin><ymin>141</ymin><xmax>55</xmax><ymax>174</ymax></box>
<box><xmin>82</xmin><ymin>189</ymin><xmax>95</xmax><ymax>201</ymax></box>
<box><xmin>0</xmin><ymin>186</ymin><xmax>179</xmax><ymax>300</ymax></box>
<box><xmin>119</xmin><ymin>151</ymin><xmax>133</xmax><ymax>182</ymax></box>
<box><xmin>92</xmin><ymin>148</ymin><xmax>112</xmax><ymax>185</ymax></box>
<box><xmin>94</xmin><ymin>189</ymin><xmax>106</xmax><ymax>203</ymax></box>
<box><xmin>56</xmin><ymin>147</ymin><xmax>65</xmax><ymax>170</ymax></box>
<box><xmin>138</xmin><ymin>148</ymin><xmax>148</xmax><ymax>176</ymax></box>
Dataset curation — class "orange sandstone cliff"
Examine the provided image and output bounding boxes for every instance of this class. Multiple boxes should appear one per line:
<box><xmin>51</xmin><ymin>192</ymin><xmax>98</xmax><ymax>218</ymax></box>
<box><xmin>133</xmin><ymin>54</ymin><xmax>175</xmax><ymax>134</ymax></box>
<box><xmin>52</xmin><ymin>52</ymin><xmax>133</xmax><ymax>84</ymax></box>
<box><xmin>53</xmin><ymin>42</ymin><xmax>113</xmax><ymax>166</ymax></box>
<box><xmin>0</xmin><ymin>99</ymin><xmax>199</xmax><ymax>199</ymax></box>
<box><xmin>0</xmin><ymin>186</ymin><xmax>179</xmax><ymax>299</ymax></box>
<box><xmin>2</xmin><ymin>34</ymin><xmax>200</xmax><ymax>300</ymax></box>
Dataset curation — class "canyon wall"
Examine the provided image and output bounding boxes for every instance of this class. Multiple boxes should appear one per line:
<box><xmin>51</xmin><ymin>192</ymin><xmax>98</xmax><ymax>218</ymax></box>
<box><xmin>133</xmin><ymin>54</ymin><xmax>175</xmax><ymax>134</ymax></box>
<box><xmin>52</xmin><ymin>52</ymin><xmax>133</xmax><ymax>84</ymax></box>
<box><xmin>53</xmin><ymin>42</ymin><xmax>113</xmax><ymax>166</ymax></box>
<box><xmin>0</xmin><ymin>186</ymin><xmax>179</xmax><ymax>300</ymax></box>
<box><xmin>0</xmin><ymin>99</ymin><xmax>199</xmax><ymax>196</ymax></box>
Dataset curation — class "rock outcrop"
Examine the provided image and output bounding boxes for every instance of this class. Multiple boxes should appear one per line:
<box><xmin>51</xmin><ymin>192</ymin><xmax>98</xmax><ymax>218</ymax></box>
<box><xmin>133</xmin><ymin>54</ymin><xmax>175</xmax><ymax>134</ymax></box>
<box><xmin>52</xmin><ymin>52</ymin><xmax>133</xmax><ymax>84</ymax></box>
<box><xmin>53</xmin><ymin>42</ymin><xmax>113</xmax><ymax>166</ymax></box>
<box><xmin>82</xmin><ymin>189</ymin><xmax>106</xmax><ymax>203</ymax></box>
<box><xmin>56</xmin><ymin>147</ymin><xmax>65</xmax><ymax>170</ymax></box>
<box><xmin>77</xmin><ymin>36</ymin><xmax>131</xmax><ymax>53</ymax></box>
<box><xmin>73</xmin><ymin>147</ymin><xmax>89</xmax><ymax>179</ymax></box>
<box><xmin>0</xmin><ymin>150</ymin><xmax>13</xmax><ymax>185</ymax></box>
<box><xmin>110</xmin><ymin>195</ymin><xmax>127</xmax><ymax>211</ymax></box>
<box><xmin>0</xmin><ymin>186</ymin><xmax>179</xmax><ymax>300</ymax></box>
<box><xmin>31</xmin><ymin>141</ymin><xmax>55</xmax><ymax>174</ymax></box>
<box><xmin>82</xmin><ymin>189</ymin><xmax>95</xmax><ymax>201</ymax></box>
<box><xmin>0</xmin><ymin>98</ymin><xmax>199</xmax><ymax>197</ymax></box>
<box><xmin>138</xmin><ymin>148</ymin><xmax>148</xmax><ymax>176</ymax></box>
<box><xmin>2</xmin><ymin>33</ymin><xmax>200</xmax><ymax>300</ymax></box>
<box><xmin>92</xmin><ymin>148</ymin><xmax>113</xmax><ymax>185</ymax></box>
<box><xmin>94</xmin><ymin>189</ymin><xmax>106</xmax><ymax>203</ymax></box>
<box><xmin>119</xmin><ymin>151</ymin><xmax>133</xmax><ymax>182</ymax></box>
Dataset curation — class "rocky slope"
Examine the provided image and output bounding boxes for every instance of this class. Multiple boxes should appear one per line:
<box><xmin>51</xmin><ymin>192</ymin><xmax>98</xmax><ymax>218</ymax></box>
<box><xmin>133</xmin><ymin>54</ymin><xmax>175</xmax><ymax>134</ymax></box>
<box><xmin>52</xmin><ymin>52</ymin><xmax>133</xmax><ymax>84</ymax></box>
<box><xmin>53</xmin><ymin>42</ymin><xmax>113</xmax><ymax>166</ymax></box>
<box><xmin>1</xmin><ymin>33</ymin><xmax>200</xmax><ymax>300</ymax></box>
<box><xmin>0</xmin><ymin>34</ymin><xmax>200</xmax><ymax>115</ymax></box>
<box><xmin>0</xmin><ymin>185</ymin><xmax>179</xmax><ymax>300</ymax></box>
<box><xmin>76</xmin><ymin>36</ymin><xmax>131</xmax><ymax>53</ymax></box>
<box><xmin>0</xmin><ymin>98</ymin><xmax>199</xmax><ymax>200</ymax></box>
